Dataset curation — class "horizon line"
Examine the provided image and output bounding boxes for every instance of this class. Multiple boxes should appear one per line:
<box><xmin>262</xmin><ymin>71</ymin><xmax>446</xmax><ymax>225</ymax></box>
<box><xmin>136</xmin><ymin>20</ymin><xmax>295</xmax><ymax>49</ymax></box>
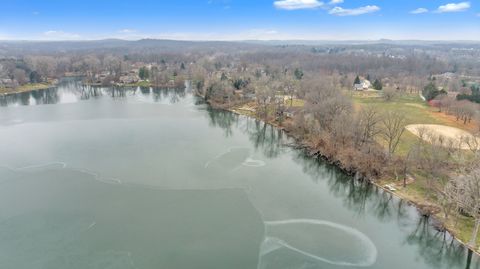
<box><xmin>1</xmin><ymin>38</ymin><xmax>480</xmax><ymax>43</ymax></box>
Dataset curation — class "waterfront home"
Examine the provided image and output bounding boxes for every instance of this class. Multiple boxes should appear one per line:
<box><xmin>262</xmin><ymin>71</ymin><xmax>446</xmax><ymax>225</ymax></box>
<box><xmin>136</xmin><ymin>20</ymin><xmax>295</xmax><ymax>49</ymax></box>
<box><xmin>119</xmin><ymin>74</ymin><xmax>140</xmax><ymax>84</ymax></box>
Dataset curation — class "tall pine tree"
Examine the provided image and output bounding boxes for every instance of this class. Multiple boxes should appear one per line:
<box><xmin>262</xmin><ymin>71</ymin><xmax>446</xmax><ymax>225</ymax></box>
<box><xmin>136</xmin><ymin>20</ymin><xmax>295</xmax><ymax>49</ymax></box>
<box><xmin>373</xmin><ymin>79</ymin><xmax>383</xmax><ymax>90</ymax></box>
<box><xmin>354</xmin><ymin>76</ymin><xmax>361</xmax><ymax>85</ymax></box>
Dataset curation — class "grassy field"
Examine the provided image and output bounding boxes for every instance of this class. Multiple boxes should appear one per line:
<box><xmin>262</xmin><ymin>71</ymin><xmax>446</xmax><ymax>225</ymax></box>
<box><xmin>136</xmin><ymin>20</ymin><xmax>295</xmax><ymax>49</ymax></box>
<box><xmin>350</xmin><ymin>91</ymin><xmax>476</xmax><ymax>156</ymax></box>
<box><xmin>124</xmin><ymin>81</ymin><xmax>152</xmax><ymax>87</ymax></box>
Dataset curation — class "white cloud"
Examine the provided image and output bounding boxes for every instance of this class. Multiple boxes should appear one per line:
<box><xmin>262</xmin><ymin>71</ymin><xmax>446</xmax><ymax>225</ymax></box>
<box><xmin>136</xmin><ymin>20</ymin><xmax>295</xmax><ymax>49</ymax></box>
<box><xmin>329</xmin><ymin>5</ymin><xmax>380</xmax><ymax>16</ymax></box>
<box><xmin>118</xmin><ymin>29</ymin><xmax>135</xmax><ymax>33</ymax></box>
<box><xmin>274</xmin><ymin>0</ymin><xmax>323</xmax><ymax>10</ymax></box>
<box><xmin>329</xmin><ymin>0</ymin><xmax>343</xmax><ymax>4</ymax></box>
<box><xmin>43</xmin><ymin>30</ymin><xmax>81</xmax><ymax>40</ymax></box>
<box><xmin>436</xmin><ymin>2</ymin><xmax>470</xmax><ymax>13</ymax></box>
<box><xmin>265</xmin><ymin>30</ymin><xmax>279</xmax><ymax>34</ymax></box>
<box><xmin>410</xmin><ymin>8</ymin><xmax>429</xmax><ymax>14</ymax></box>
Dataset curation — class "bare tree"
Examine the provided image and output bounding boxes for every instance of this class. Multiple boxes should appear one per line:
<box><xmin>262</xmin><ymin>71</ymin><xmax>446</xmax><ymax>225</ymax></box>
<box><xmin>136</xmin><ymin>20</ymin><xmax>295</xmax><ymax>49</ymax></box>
<box><xmin>354</xmin><ymin>106</ymin><xmax>382</xmax><ymax>147</ymax></box>
<box><xmin>13</xmin><ymin>68</ymin><xmax>27</xmax><ymax>85</ymax></box>
<box><xmin>254</xmin><ymin>76</ymin><xmax>274</xmax><ymax>119</ymax></box>
<box><xmin>449</xmin><ymin>165</ymin><xmax>480</xmax><ymax>247</ymax></box>
<box><xmin>382</xmin><ymin>87</ymin><xmax>397</xmax><ymax>102</ymax></box>
<box><xmin>304</xmin><ymin>79</ymin><xmax>352</xmax><ymax>131</ymax></box>
<box><xmin>380</xmin><ymin>111</ymin><xmax>407</xmax><ymax>156</ymax></box>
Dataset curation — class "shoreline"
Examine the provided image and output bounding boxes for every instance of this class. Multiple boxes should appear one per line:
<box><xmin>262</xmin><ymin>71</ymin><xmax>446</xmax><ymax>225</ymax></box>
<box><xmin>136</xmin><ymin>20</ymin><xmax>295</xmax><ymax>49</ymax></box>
<box><xmin>221</xmin><ymin>101</ymin><xmax>480</xmax><ymax>256</ymax></box>
<box><xmin>0</xmin><ymin>82</ymin><xmax>56</xmax><ymax>96</ymax></box>
<box><xmin>3</xmin><ymin>84</ymin><xmax>478</xmax><ymax>256</ymax></box>
<box><xmin>83</xmin><ymin>81</ymin><xmax>184</xmax><ymax>89</ymax></box>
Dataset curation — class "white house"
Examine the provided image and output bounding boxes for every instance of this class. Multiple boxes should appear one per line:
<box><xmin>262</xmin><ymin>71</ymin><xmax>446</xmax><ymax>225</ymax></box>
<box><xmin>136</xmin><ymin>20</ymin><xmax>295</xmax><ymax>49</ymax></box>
<box><xmin>119</xmin><ymin>74</ymin><xmax>140</xmax><ymax>84</ymax></box>
<box><xmin>354</xmin><ymin>83</ymin><xmax>364</xmax><ymax>90</ymax></box>
<box><xmin>0</xmin><ymin>78</ymin><xmax>18</xmax><ymax>88</ymax></box>
<box><xmin>353</xmin><ymin>79</ymin><xmax>371</xmax><ymax>91</ymax></box>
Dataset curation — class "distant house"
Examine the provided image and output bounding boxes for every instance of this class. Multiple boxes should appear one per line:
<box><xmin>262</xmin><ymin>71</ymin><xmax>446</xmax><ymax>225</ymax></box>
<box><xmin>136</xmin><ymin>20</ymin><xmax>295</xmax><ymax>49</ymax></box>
<box><xmin>130</xmin><ymin>69</ymin><xmax>139</xmax><ymax>75</ymax></box>
<box><xmin>353</xmin><ymin>79</ymin><xmax>371</xmax><ymax>91</ymax></box>
<box><xmin>362</xmin><ymin>79</ymin><xmax>372</xmax><ymax>89</ymax></box>
<box><xmin>274</xmin><ymin>95</ymin><xmax>285</xmax><ymax>103</ymax></box>
<box><xmin>244</xmin><ymin>93</ymin><xmax>256</xmax><ymax>100</ymax></box>
<box><xmin>0</xmin><ymin>78</ymin><xmax>18</xmax><ymax>88</ymax></box>
<box><xmin>285</xmin><ymin>107</ymin><xmax>296</xmax><ymax>118</ymax></box>
<box><xmin>119</xmin><ymin>74</ymin><xmax>140</xmax><ymax>84</ymax></box>
<box><xmin>94</xmin><ymin>71</ymin><xmax>111</xmax><ymax>84</ymax></box>
<box><xmin>354</xmin><ymin>83</ymin><xmax>364</xmax><ymax>91</ymax></box>
<box><xmin>438</xmin><ymin>72</ymin><xmax>456</xmax><ymax>79</ymax></box>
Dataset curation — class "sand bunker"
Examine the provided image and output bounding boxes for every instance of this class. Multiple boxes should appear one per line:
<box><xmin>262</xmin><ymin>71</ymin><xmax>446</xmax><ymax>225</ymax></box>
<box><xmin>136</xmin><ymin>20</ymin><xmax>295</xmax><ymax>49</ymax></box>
<box><xmin>406</xmin><ymin>124</ymin><xmax>480</xmax><ymax>150</ymax></box>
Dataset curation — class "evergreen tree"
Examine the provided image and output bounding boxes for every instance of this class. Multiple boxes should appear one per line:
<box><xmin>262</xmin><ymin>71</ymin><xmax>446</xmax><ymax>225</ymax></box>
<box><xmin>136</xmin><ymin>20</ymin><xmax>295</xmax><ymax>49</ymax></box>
<box><xmin>254</xmin><ymin>69</ymin><xmax>262</xmax><ymax>79</ymax></box>
<box><xmin>29</xmin><ymin>71</ymin><xmax>42</xmax><ymax>83</ymax></box>
<box><xmin>354</xmin><ymin>76</ymin><xmax>361</xmax><ymax>85</ymax></box>
<box><xmin>221</xmin><ymin>72</ymin><xmax>228</xmax><ymax>81</ymax></box>
<box><xmin>471</xmin><ymin>85</ymin><xmax>479</xmax><ymax>96</ymax></box>
<box><xmin>139</xmin><ymin>67</ymin><xmax>149</xmax><ymax>80</ymax></box>
<box><xmin>373</xmin><ymin>79</ymin><xmax>383</xmax><ymax>90</ymax></box>
<box><xmin>422</xmin><ymin>82</ymin><xmax>446</xmax><ymax>101</ymax></box>
<box><xmin>294</xmin><ymin>68</ymin><xmax>304</xmax><ymax>80</ymax></box>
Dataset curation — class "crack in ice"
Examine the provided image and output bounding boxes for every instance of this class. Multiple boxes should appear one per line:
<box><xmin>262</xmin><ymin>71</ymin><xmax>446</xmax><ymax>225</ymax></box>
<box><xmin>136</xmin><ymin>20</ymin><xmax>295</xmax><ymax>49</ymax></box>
<box><xmin>261</xmin><ymin>219</ymin><xmax>378</xmax><ymax>267</ymax></box>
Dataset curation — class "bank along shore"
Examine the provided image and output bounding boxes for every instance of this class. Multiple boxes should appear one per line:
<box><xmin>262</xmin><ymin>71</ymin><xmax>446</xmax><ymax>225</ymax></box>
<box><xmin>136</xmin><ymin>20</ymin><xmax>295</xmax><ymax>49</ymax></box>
<box><xmin>204</xmin><ymin>98</ymin><xmax>480</xmax><ymax>256</ymax></box>
<box><xmin>0</xmin><ymin>80</ymin><xmax>184</xmax><ymax>96</ymax></box>
<box><xmin>0</xmin><ymin>81</ymin><xmax>57</xmax><ymax>95</ymax></box>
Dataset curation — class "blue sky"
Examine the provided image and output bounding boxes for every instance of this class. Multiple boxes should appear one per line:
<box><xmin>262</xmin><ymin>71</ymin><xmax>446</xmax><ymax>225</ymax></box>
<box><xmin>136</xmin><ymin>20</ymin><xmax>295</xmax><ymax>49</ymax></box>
<box><xmin>0</xmin><ymin>0</ymin><xmax>479</xmax><ymax>40</ymax></box>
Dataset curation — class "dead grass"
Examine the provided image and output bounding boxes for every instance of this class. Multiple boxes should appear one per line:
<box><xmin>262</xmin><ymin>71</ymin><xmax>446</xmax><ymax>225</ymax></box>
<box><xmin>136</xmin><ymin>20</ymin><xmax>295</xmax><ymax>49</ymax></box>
<box><xmin>0</xmin><ymin>83</ymin><xmax>54</xmax><ymax>95</ymax></box>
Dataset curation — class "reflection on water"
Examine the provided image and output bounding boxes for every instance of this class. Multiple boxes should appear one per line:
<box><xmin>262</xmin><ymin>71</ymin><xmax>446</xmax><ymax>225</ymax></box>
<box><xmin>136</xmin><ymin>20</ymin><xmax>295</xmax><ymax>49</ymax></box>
<box><xmin>204</xmin><ymin>101</ymin><xmax>480</xmax><ymax>269</ymax></box>
<box><xmin>0</xmin><ymin>78</ymin><xmax>187</xmax><ymax>107</ymax></box>
<box><xmin>206</xmin><ymin>107</ymin><xmax>287</xmax><ymax>158</ymax></box>
<box><xmin>0</xmin><ymin>79</ymin><xmax>480</xmax><ymax>269</ymax></box>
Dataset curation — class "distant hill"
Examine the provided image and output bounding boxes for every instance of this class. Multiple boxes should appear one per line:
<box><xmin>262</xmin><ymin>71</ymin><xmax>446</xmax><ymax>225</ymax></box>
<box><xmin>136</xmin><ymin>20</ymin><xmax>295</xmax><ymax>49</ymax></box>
<box><xmin>1</xmin><ymin>38</ymin><xmax>480</xmax><ymax>57</ymax></box>
<box><xmin>0</xmin><ymin>39</ymin><xmax>267</xmax><ymax>56</ymax></box>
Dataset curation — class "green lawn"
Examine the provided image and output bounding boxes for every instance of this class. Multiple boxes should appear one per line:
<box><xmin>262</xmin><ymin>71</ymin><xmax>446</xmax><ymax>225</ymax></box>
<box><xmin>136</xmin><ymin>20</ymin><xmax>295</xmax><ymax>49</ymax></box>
<box><xmin>352</xmin><ymin>92</ymin><xmax>448</xmax><ymax>156</ymax></box>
